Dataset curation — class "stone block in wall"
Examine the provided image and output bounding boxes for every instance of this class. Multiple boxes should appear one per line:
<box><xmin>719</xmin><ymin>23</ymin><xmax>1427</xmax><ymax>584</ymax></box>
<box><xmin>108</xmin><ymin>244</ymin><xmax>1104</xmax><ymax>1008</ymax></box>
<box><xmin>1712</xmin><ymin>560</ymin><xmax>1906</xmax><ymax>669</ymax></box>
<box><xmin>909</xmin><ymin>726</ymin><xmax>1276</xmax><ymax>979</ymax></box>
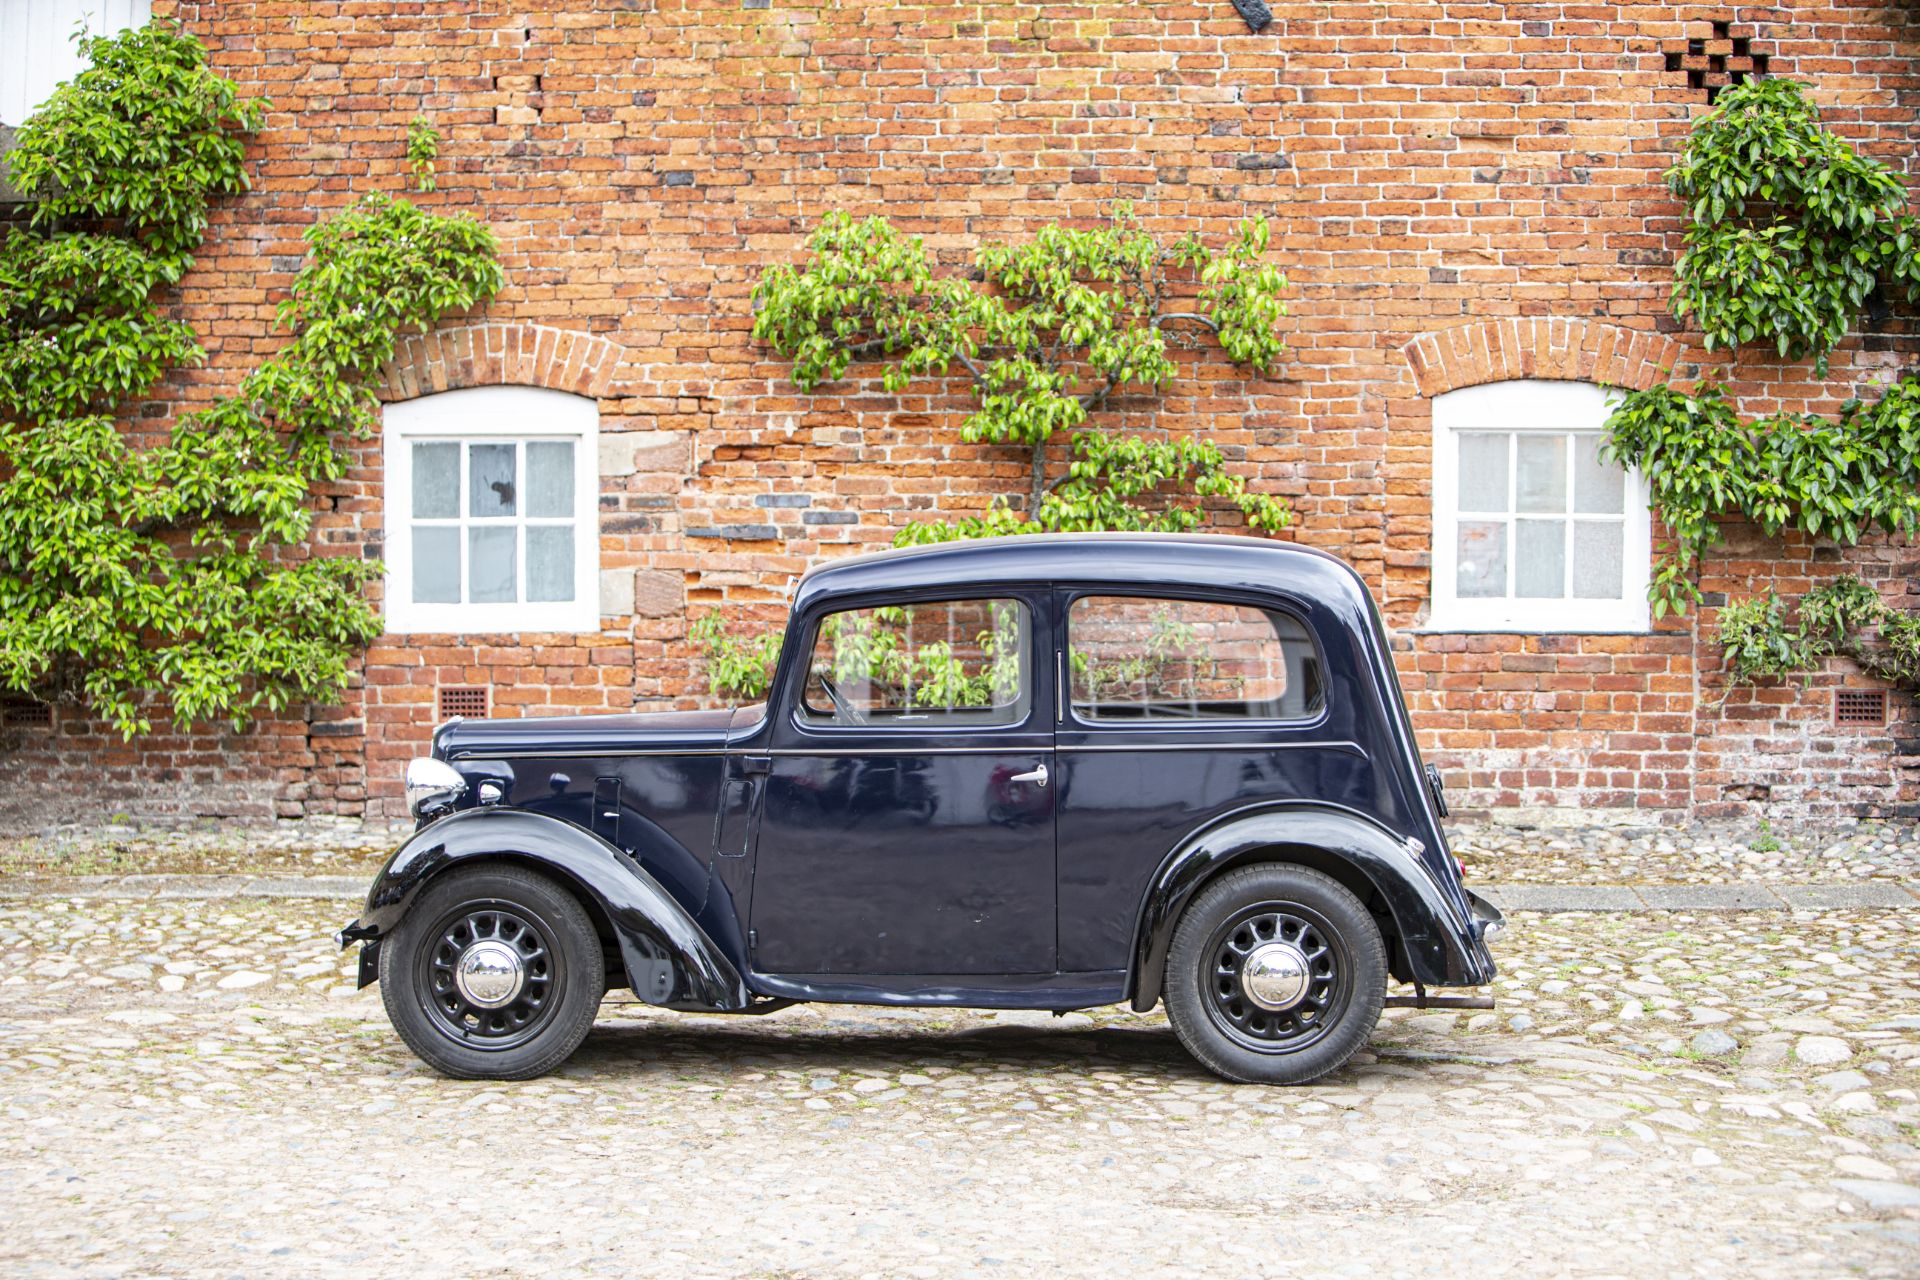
<box><xmin>600</xmin><ymin>430</ymin><xmax>691</xmax><ymax>477</ymax></box>
<box><xmin>600</xmin><ymin>568</ymin><xmax>635</xmax><ymax>617</ymax></box>
<box><xmin>632</xmin><ymin>570</ymin><xmax>685</xmax><ymax>619</ymax></box>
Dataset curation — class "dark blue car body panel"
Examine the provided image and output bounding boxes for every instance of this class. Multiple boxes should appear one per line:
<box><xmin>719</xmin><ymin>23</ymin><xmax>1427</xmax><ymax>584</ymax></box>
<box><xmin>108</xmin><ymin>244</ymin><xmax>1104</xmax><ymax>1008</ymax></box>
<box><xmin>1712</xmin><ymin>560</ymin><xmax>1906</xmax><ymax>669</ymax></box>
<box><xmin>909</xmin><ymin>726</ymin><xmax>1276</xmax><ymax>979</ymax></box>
<box><xmin>344</xmin><ymin>534</ymin><xmax>1497</xmax><ymax>1011</ymax></box>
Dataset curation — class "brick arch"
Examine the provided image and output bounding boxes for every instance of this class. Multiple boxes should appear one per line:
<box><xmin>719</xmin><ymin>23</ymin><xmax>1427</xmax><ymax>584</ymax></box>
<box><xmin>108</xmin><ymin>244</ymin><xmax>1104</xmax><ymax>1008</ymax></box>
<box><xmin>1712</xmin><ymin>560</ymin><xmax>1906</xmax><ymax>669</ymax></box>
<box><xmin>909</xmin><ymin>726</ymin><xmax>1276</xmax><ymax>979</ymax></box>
<box><xmin>1398</xmin><ymin>318</ymin><xmax>1686</xmax><ymax>398</ymax></box>
<box><xmin>377</xmin><ymin>322</ymin><xmax>630</xmax><ymax>402</ymax></box>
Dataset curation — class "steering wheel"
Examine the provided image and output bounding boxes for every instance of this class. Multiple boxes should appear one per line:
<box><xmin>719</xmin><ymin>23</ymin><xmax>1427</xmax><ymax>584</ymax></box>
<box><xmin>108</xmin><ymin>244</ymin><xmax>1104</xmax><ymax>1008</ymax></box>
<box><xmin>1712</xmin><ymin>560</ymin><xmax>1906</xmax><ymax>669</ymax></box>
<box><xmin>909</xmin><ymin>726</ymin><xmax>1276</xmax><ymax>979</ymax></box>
<box><xmin>813</xmin><ymin>669</ymin><xmax>868</xmax><ymax>726</ymax></box>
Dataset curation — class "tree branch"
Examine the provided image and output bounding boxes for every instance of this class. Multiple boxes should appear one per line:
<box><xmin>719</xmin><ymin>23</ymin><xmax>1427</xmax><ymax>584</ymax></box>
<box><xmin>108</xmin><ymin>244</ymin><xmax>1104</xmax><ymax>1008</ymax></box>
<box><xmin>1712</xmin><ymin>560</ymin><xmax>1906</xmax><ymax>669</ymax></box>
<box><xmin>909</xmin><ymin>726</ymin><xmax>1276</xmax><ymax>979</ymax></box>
<box><xmin>1152</xmin><ymin>312</ymin><xmax>1219</xmax><ymax>331</ymax></box>
<box><xmin>1078</xmin><ymin>371</ymin><xmax>1123</xmax><ymax>413</ymax></box>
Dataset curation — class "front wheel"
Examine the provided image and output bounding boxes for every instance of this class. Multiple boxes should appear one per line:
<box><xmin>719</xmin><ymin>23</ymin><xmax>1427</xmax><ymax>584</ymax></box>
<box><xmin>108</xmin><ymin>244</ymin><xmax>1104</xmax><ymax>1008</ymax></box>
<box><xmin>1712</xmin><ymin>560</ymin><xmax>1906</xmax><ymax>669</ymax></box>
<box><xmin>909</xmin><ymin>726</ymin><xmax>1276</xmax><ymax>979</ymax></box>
<box><xmin>1164</xmin><ymin>863</ymin><xmax>1386</xmax><ymax>1085</ymax></box>
<box><xmin>379</xmin><ymin>863</ymin><xmax>606</xmax><ymax>1080</ymax></box>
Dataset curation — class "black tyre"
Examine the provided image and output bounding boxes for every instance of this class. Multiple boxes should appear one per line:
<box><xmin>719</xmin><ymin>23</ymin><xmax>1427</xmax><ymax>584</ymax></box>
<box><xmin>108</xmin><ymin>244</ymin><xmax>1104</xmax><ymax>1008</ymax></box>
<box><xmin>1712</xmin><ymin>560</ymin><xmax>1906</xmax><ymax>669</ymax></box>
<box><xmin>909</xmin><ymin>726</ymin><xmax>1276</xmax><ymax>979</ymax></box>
<box><xmin>379</xmin><ymin>863</ymin><xmax>606</xmax><ymax>1080</ymax></box>
<box><xmin>1164</xmin><ymin>863</ymin><xmax>1385</xmax><ymax>1085</ymax></box>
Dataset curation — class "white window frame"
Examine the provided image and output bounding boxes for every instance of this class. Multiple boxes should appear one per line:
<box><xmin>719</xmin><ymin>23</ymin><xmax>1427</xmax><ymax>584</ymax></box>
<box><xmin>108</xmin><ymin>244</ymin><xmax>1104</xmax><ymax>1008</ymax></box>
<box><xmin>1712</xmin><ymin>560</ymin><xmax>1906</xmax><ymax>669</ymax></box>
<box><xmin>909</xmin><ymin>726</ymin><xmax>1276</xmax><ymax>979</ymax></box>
<box><xmin>1428</xmin><ymin>379</ymin><xmax>1651</xmax><ymax>634</ymax></box>
<box><xmin>383</xmin><ymin>386</ymin><xmax>600</xmax><ymax>635</ymax></box>
<box><xmin>0</xmin><ymin>1</ymin><xmax>153</xmax><ymax>128</ymax></box>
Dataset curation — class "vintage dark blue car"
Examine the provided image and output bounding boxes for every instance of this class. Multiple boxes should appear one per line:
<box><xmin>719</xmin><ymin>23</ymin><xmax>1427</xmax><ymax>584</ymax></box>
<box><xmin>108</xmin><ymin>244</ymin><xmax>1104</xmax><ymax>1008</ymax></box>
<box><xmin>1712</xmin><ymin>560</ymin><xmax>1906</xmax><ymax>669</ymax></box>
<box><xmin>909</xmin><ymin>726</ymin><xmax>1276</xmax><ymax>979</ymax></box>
<box><xmin>340</xmin><ymin>533</ymin><xmax>1503</xmax><ymax>1084</ymax></box>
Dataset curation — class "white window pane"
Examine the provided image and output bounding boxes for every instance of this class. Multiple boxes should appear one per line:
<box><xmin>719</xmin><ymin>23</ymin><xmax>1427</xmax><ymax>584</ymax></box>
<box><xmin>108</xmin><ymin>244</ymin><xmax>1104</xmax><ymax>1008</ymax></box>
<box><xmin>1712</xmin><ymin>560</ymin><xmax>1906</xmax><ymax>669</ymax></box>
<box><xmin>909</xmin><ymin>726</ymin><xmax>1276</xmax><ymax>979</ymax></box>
<box><xmin>1456</xmin><ymin>432</ymin><xmax>1509</xmax><ymax>513</ymax></box>
<box><xmin>1573</xmin><ymin>520</ymin><xmax>1624</xmax><ymax>599</ymax></box>
<box><xmin>526</xmin><ymin>526</ymin><xmax>575</xmax><ymax>602</ymax></box>
<box><xmin>412</xmin><ymin>527</ymin><xmax>461</xmax><ymax>603</ymax></box>
<box><xmin>1516</xmin><ymin>435</ymin><xmax>1567</xmax><ymax>513</ymax></box>
<box><xmin>1572</xmin><ymin>433</ymin><xmax>1625</xmax><ymax>514</ymax></box>
<box><xmin>526</xmin><ymin>442</ymin><xmax>575</xmax><ymax>518</ymax></box>
<box><xmin>411</xmin><ymin>442</ymin><xmax>459</xmax><ymax>518</ymax></box>
<box><xmin>1456</xmin><ymin>521</ymin><xmax>1507</xmax><ymax>598</ymax></box>
<box><xmin>468</xmin><ymin>527</ymin><xmax>517</xmax><ymax>604</ymax></box>
<box><xmin>469</xmin><ymin>444</ymin><xmax>517</xmax><ymax>517</ymax></box>
<box><xmin>1515</xmin><ymin>518</ymin><xmax>1566</xmax><ymax>598</ymax></box>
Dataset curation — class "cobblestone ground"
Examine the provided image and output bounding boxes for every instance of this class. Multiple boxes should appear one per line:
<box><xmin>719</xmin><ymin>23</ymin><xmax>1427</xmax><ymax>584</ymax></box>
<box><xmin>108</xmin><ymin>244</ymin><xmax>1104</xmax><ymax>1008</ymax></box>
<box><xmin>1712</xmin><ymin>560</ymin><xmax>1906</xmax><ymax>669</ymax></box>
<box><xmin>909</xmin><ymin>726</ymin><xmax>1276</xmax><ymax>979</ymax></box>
<box><xmin>1453</xmin><ymin>822</ymin><xmax>1920</xmax><ymax>885</ymax></box>
<box><xmin>1</xmin><ymin>894</ymin><xmax>1916</xmax><ymax>1278</ymax></box>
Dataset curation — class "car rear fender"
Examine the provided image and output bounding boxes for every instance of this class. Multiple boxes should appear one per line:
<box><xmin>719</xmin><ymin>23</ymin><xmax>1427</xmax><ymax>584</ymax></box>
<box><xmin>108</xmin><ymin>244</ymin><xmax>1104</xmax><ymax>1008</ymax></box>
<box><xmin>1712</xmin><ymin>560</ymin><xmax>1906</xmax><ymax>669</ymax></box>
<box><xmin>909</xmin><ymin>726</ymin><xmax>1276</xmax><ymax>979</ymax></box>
<box><xmin>1127</xmin><ymin>802</ymin><xmax>1495</xmax><ymax>1011</ymax></box>
<box><xmin>339</xmin><ymin>808</ymin><xmax>749</xmax><ymax>1011</ymax></box>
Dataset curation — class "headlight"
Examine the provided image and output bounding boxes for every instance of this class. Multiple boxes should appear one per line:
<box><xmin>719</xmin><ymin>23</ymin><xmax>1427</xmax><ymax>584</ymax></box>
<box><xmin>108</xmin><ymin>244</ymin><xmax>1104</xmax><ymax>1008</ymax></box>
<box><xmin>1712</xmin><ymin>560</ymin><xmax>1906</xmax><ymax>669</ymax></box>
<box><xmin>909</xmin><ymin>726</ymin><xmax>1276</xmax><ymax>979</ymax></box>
<box><xmin>405</xmin><ymin>757</ymin><xmax>468</xmax><ymax>819</ymax></box>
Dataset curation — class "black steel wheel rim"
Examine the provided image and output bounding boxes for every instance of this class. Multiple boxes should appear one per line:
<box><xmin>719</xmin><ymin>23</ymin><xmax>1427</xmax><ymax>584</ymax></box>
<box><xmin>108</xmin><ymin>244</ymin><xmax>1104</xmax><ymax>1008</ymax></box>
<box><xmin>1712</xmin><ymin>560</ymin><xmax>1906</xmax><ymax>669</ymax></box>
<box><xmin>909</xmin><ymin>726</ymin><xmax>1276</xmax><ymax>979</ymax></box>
<box><xmin>1201</xmin><ymin>902</ymin><xmax>1352</xmax><ymax>1055</ymax></box>
<box><xmin>415</xmin><ymin>900</ymin><xmax>564</xmax><ymax>1052</ymax></box>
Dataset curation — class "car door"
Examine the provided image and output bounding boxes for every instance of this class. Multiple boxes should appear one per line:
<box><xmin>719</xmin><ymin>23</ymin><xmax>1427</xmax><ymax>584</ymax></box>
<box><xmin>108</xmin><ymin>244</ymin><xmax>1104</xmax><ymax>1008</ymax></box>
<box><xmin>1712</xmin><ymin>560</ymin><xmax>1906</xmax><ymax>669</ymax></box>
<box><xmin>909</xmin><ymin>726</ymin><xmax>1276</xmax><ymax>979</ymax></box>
<box><xmin>1053</xmin><ymin>588</ymin><xmax>1362</xmax><ymax>972</ymax></box>
<box><xmin>748</xmin><ymin>590</ymin><xmax>1058</xmax><ymax>976</ymax></box>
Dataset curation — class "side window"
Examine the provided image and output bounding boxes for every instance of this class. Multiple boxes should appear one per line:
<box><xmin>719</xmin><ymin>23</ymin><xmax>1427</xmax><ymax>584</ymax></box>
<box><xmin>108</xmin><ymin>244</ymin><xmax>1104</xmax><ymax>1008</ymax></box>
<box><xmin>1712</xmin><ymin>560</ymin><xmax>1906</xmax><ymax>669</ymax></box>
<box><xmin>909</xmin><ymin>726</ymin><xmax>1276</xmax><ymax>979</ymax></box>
<box><xmin>800</xmin><ymin>599</ymin><xmax>1031</xmax><ymax>728</ymax></box>
<box><xmin>1068</xmin><ymin>596</ymin><xmax>1323</xmax><ymax>722</ymax></box>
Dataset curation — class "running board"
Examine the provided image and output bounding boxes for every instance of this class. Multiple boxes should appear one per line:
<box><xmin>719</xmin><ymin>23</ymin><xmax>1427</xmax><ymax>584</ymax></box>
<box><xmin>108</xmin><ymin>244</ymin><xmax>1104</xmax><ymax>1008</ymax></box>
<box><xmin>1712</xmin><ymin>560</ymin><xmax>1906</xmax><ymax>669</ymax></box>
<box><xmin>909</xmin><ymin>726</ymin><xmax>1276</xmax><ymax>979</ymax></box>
<box><xmin>1383</xmin><ymin>990</ymin><xmax>1495</xmax><ymax>1011</ymax></box>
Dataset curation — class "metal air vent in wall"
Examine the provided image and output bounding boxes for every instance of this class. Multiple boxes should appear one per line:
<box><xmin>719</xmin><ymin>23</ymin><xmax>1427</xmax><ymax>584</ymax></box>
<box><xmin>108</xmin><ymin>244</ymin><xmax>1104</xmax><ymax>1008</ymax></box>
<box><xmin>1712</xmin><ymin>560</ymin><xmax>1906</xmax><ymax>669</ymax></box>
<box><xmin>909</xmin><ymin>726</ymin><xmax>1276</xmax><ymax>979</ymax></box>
<box><xmin>1834</xmin><ymin>689</ymin><xmax>1887</xmax><ymax>727</ymax></box>
<box><xmin>438</xmin><ymin>686</ymin><xmax>490</xmax><ymax>720</ymax></box>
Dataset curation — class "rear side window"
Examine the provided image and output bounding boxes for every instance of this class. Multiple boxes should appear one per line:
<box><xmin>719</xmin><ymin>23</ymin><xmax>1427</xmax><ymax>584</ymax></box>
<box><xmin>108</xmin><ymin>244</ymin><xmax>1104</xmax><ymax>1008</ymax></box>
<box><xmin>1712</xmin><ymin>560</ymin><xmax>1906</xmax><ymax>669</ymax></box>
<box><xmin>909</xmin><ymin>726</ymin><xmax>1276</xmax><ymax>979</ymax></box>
<box><xmin>1068</xmin><ymin>596</ymin><xmax>1323</xmax><ymax>722</ymax></box>
<box><xmin>800</xmin><ymin>598</ymin><xmax>1031</xmax><ymax>728</ymax></box>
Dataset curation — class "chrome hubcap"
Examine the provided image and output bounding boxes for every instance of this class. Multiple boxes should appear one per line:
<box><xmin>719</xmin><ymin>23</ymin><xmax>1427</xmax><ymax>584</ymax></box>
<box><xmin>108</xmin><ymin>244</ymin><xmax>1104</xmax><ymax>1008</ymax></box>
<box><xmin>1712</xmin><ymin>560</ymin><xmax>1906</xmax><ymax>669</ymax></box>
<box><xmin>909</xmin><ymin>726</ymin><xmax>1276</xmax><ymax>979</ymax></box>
<box><xmin>454</xmin><ymin>939</ymin><xmax>525</xmax><ymax>1009</ymax></box>
<box><xmin>1205</xmin><ymin>905</ymin><xmax>1349</xmax><ymax>1054</ymax></box>
<box><xmin>1241</xmin><ymin>941</ymin><xmax>1311</xmax><ymax>1011</ymax></box>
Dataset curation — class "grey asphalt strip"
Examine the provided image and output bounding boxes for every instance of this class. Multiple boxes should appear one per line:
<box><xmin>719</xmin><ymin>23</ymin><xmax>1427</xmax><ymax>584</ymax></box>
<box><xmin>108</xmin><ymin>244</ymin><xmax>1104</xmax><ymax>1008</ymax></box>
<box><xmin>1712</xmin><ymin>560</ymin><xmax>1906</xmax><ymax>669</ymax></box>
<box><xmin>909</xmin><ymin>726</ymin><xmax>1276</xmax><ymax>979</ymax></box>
<box><xmin>0</xmin><ymin>875</ymin><xmax>1915</xmax><ymax>910</ymax></box>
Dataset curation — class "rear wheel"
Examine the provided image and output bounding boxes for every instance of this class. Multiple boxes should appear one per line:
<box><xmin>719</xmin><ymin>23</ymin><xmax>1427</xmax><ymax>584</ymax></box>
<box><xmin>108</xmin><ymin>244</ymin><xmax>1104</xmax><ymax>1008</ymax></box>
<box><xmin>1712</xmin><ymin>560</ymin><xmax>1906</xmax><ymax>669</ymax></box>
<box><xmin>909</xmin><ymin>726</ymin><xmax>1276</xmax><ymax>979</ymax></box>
<box><xmin>379</xmin><ymin>863</ymin><xmax>605</xmax><ymax>1080</ymax></box>
<box><xmin>1164</xmin><ymin>863</ymin><xmax>1385</xmax><ymax>1085</ymax></box>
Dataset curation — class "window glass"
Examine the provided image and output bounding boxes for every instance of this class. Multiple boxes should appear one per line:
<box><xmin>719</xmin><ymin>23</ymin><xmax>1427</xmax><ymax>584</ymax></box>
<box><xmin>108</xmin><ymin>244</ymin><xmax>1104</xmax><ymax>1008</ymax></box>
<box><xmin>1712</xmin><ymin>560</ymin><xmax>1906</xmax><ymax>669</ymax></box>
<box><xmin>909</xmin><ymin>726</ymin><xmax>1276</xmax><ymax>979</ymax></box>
<box><xmin>469</xmin><ymin>443</ymin><xmax>517</xmax><ymax>517</ymax></box>
<box><xmin>411</xmin><ymin>442</ymin><xmax>459</xmax><ymax>519</ymax></box>
<box><xmin>525</xmin><ymin>526</ymin><xmax>575</xmax><ymax>602</ymax></box>
<box><xmin>406</xmin><ymin>438</ymin><xmax>579</xmax><ymax>607</ymax></box>
<box><xmin>526</xmin><ymin>441</ymin><xmax>575</xmax><ymax>517</ymax></box>
<box><xmin>1456</xmin><ymin>521</ymin><xmax>1507</xmax><ymax>598</ymax></box>
<box><xmin>1068</xmin><ymin>597</ymin><xmax>1323</xmax><ymax>722</ymax></box>
<box><xmin>801</xmin><ymin>599</ymin><xmax>1030</xmax><ymax>727</ymax></box>
<box><xmin>411</xmin><ymin>527</ymin><xmax>461</xmax><ymax>604</ymax></box>
<box><xmin>467</xmin><ymin>527</ymin><xmax>517</xmax><ymax>604</ymax></box>
<box><xmin>1449</xmin><ymin>429</ymin><xmax>1627</xmax><ymax>604</ymax></box>
<box><xmin>1456</xmin><ymin>433</ymin><xmax>1508</xmax><ymax>512</ymax></box>
<box><xmin>1571</xmin><ymin>433</ymin><xmax>1624</xmax><ymax>514</ymax></box>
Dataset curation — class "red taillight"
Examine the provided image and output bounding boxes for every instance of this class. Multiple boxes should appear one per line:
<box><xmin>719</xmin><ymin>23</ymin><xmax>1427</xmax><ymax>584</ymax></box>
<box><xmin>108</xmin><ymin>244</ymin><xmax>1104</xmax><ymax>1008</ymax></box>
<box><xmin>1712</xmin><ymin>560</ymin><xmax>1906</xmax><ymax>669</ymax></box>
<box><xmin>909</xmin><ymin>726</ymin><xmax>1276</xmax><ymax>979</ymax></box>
<box><xmin>1455</xmin><ymin>856</ymin><xmax>1467</xmax><ymax>879</ymax></box>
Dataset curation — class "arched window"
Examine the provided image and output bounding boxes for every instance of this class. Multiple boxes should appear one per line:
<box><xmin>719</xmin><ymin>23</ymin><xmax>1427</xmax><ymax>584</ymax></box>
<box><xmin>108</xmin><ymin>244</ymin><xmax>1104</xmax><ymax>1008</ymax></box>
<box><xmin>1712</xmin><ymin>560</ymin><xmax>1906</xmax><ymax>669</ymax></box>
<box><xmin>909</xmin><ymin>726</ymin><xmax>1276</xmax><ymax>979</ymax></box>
<box><xmin>1429</xmin><ymin>379</ymin><xmax>1651</xmax><ymax>633</ymax></box>
<box><xmin>383</xmin><ymin>386</ymin><xmax>600</xmax><ymax>634</ymax></box>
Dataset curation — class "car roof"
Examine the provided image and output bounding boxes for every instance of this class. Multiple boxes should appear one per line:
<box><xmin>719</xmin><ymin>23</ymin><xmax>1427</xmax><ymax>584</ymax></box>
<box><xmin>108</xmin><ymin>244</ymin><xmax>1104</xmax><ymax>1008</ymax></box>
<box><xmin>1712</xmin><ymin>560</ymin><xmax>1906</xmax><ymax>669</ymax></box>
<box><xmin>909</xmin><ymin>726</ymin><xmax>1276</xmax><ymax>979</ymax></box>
<box><xmin>792</xmin><ymin>532</ymin><xmax>1371</xmax><ymax>612</ymax></box>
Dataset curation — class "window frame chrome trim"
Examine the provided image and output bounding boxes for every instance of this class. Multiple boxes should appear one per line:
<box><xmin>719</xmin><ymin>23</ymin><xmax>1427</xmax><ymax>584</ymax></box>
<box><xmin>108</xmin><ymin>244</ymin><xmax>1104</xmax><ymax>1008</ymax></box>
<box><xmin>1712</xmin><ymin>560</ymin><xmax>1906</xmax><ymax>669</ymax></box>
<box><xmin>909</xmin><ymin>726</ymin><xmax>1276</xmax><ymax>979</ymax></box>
<box><xmin>452</xmin><ymin>741</ymin><xmax>1365</xmax><ymax>761</ymax></box>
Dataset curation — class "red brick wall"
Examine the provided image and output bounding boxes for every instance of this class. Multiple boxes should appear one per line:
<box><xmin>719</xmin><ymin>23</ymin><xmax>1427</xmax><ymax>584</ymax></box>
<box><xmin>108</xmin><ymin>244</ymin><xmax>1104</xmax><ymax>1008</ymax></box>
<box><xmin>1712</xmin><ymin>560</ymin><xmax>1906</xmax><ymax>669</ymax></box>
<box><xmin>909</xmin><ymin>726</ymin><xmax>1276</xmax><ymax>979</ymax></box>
<box><xmin>3</xmin><ymin>0</ymin><xmax>1917</xmax><ymax>830</ymax></box>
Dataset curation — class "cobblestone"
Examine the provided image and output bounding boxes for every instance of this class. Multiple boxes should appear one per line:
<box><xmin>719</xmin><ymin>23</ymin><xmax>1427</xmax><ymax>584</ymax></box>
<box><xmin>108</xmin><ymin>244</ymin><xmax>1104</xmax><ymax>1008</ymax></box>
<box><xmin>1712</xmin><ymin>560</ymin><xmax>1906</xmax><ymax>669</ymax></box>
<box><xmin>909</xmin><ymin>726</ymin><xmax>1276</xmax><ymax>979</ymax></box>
<box><xmin>1453</xmin><ymin>819</ymin><xmax>1920</xmax><ymax>885</ymax></box>
<box><xmin>0</xmin><ymin>895</ymin><xmax>1915</xmax><ymax>1277</ymax></box>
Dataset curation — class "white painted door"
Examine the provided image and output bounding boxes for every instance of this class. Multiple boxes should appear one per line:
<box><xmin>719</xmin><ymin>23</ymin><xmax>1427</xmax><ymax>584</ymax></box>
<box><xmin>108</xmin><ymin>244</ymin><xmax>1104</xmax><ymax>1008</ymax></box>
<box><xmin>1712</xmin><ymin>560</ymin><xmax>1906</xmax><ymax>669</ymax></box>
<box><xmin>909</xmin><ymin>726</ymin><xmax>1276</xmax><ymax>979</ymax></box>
<box><xmin>0</xmin><ymin>0</ymin><xmax>153</xmax><ymax>126</ymax></box>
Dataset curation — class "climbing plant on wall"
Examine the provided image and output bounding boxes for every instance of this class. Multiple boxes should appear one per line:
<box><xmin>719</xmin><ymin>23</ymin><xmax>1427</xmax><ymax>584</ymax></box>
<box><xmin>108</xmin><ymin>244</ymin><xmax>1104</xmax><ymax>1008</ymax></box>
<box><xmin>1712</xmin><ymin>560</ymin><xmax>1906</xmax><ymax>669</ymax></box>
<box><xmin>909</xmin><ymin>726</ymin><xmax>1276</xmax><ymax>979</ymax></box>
<box><xmin>1601</xmin><ymin>374</ymin><xmax>1920</xmax><ymax>619</ymax></box>
<box><xmin>0</xmin><ymin>24</ymin><xmax>504</xmax><ymax>736</ymax></box>
<box><xmin>1666</xmin><ymin>78</ymin><xmax>1919</xmax><ymax>371</ymax></box>
<box><xmin>694</xmin><ymin>206</ymin><xmax>1292</xmax><ymax>697</ymax></box>
<box><xmin>1715</xmin><ymin>575</ymin><xmax>1920</xmax><ymax>696</ymax></box>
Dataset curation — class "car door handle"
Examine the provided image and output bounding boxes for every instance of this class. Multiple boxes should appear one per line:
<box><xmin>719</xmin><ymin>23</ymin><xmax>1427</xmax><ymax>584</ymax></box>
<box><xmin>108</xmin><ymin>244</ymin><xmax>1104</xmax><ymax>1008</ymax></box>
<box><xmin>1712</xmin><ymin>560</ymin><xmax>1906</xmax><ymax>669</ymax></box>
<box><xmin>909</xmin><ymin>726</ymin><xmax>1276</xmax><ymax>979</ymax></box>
<box><xmin>1008</xmin><ymin>763</ymin><xmax>1048</xmax><ymax>788</ymax></box>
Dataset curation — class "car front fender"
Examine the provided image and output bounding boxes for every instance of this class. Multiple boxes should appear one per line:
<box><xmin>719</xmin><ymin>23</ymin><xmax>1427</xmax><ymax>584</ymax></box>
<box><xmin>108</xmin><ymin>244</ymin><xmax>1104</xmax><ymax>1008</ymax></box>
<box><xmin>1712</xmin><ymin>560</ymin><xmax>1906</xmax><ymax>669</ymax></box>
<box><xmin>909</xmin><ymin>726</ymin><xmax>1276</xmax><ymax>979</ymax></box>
<box><xmin>1127</xmin><ymin>802</ymin><xmax>1497</xmax><ymax>1011</ymax></box>
<box><xmin>338</xmin><ymin>807</ymin><xmax>749</xmax><ymax>1011</ymax></box>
